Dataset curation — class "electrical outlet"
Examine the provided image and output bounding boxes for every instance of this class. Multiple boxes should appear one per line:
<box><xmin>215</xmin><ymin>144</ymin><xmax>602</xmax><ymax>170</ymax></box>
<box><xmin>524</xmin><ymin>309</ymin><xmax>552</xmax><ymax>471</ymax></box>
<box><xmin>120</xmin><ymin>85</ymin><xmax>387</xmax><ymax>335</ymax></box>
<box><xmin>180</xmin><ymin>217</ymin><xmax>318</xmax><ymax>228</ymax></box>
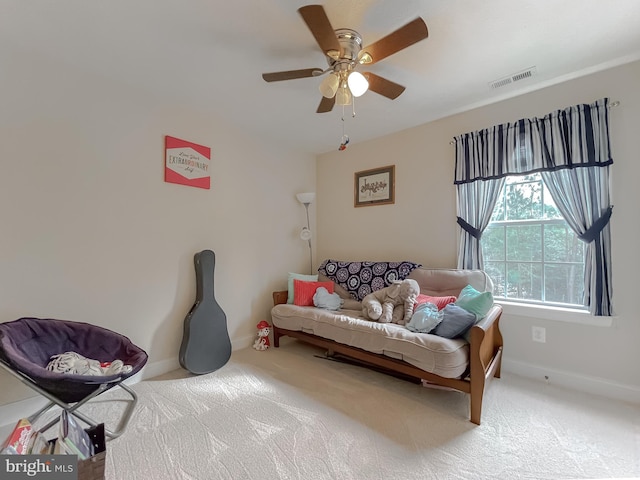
<box><xmin>532</xmin><ymin>326</ymin><xmax>546</xmax><ymax>343</ymax></box>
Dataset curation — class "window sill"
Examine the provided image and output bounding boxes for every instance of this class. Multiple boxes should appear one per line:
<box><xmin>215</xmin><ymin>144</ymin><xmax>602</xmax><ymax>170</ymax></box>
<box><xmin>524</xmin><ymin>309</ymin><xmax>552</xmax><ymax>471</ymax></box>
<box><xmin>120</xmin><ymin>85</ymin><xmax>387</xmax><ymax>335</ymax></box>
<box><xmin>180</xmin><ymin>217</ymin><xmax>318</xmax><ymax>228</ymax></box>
<box><xmin>496</xmin><ymin>300</ymin><xmax>613</xmax><ymax>327</ymax></box>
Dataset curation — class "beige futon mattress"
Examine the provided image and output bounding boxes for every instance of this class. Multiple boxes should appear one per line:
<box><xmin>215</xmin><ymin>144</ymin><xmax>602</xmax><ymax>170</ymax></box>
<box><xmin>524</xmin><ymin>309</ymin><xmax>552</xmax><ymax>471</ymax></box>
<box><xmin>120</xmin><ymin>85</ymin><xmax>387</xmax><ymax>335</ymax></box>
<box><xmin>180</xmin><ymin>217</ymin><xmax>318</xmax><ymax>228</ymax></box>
<box><xmin>271</xmin><ymin>304</ymin><xmax>469</xmax><ymax>379</ymax></box>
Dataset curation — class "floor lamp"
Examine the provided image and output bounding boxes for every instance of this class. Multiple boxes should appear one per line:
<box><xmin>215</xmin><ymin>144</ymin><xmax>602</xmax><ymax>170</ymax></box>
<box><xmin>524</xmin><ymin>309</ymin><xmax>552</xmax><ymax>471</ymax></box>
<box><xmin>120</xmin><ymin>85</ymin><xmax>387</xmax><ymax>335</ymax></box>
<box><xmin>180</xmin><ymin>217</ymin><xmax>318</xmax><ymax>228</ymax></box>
<box><xmin>296</xmin><ymin>192</ymin><xmax>315</xmax><ymax>274</ymax></box>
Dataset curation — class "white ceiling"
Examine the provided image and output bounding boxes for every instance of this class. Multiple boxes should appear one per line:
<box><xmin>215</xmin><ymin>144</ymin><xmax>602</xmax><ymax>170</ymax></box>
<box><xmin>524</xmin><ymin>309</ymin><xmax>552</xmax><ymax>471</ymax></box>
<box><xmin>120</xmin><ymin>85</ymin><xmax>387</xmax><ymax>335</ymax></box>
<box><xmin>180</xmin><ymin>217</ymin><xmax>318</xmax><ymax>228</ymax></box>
<box><xmin>2</xmin><ymin>0</ymin><xmax>640</xmax><ymax>154</ymax></box>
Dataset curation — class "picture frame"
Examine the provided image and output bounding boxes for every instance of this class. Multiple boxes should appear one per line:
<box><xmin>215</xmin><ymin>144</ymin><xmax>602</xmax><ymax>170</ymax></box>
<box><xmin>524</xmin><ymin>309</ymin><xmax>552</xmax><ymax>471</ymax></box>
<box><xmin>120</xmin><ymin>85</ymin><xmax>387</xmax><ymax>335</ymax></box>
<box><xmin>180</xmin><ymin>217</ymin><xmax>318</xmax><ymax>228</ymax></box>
<box><xmin>164</xmin><ymin>135</ymin><xmax>211</xmax><ymax>190</ymax></box>
<box><xmin>354</xmin><ymin>165</ymin><xmax>395</xmax><ymax>207</ymax></box>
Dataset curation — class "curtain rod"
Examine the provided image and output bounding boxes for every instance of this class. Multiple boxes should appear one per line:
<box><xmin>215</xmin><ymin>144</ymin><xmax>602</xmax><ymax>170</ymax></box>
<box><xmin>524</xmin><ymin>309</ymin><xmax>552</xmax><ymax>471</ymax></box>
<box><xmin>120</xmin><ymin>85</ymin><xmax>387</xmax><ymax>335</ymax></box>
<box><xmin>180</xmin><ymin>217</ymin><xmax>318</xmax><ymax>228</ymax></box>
<box><xmin>448</xmin><ymin>100</ymin><xmax>621</xmax><ymax>145</ymax></box>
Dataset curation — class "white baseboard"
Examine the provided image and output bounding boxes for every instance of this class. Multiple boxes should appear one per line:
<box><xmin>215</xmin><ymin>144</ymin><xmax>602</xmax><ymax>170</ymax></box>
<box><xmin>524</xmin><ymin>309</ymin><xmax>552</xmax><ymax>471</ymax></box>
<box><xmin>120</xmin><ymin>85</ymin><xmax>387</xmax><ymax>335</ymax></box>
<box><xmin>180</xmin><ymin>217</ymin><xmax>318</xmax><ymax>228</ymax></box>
<box><xmin>502</xmin><ymin>358</ymin><xmax>640</xmax><ymax>404</ymax></box>
<box><xmin>136</xmin><ymin>357</ymin><xmax>180</xmax><ymax>382</ymax></box>
<box><xmin>0</xmin><ymin>335</ymin><xmax>256</xmax><ymax>430</ymax></box>
<box><xmin>232</xmin><ymin>334</ymin><xmax>254</xmax><ymax>352</ymax></box>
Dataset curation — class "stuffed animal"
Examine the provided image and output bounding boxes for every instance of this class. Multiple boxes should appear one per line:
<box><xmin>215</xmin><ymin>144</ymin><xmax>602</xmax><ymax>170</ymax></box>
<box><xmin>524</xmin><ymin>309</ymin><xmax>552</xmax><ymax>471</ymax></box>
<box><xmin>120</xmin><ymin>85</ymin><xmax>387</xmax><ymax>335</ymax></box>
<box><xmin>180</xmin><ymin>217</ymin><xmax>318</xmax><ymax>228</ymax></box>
<box><xmin>253</xmin><ymin>320</ymin><xmax>271</xmax><ymax>351</ymax></box>
<box><xmin>361</xmin><ymin>279</ymin><xmax>420</xmax><ymax>325</ymax></box>
<box><xmin>46</xmin><ymin>352</ymin><xmax>132</xmax><ymax>376</ymax></box>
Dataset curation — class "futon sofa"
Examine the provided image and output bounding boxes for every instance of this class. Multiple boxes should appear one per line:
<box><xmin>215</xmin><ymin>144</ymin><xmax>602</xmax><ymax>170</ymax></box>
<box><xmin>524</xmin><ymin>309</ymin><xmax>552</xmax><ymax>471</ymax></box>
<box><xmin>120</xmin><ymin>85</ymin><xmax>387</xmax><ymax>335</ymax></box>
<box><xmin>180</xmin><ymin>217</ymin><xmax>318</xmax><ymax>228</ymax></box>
<box><xmin>270</xmin><ymin>263</ymin><xmax>503</xmax><ymax>425</ymax></box>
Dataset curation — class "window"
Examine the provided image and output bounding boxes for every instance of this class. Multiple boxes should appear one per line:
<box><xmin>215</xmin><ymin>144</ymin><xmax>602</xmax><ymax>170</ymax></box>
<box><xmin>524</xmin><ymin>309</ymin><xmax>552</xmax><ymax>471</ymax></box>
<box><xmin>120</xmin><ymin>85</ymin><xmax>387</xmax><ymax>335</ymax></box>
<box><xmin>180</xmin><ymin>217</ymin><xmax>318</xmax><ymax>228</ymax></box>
<box><xmin>482</xmin><ymin>173</ymin><xmax>585</xmax><ymax>308</ymax></box>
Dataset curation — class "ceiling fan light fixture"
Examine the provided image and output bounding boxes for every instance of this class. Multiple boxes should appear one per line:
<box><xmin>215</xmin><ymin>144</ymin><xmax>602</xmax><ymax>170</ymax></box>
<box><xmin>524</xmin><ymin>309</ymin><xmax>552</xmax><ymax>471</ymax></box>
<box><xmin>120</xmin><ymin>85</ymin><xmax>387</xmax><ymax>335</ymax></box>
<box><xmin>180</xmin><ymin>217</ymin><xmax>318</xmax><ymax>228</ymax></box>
<box><xmin>319</xmin><ymin>73</ymin><xmax>339</xmax><ymax>98</ymax></box>
<box><xmin>347</xmin><ymin>71</ymin><xmax>369</xmax><ymax>97</ymax></box>
<box><xmin>336</xmin><ymin>85</ymin><xmax>352</xmax><ymax>105</ymax></box>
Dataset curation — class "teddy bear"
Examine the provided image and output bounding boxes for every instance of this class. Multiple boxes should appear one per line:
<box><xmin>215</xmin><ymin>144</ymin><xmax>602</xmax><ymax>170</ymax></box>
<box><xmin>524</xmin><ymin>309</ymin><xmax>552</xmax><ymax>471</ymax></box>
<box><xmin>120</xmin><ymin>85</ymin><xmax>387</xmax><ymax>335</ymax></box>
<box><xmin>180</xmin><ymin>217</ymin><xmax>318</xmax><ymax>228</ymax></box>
<box><xmin>361</xmin><ymin>278</ymin><xmax>420</xmax><ymax>325</ymax></box>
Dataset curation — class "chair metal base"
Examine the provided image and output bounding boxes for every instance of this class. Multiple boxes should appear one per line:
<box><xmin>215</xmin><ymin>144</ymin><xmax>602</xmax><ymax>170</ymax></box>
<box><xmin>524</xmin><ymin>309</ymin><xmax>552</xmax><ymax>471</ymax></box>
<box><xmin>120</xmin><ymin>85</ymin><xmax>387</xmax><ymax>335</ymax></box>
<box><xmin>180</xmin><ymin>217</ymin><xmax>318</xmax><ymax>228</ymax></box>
<box><xmin>1</xmin><ymin>360</ymin><xmax>138</xmax><ymax>440</ymax></box>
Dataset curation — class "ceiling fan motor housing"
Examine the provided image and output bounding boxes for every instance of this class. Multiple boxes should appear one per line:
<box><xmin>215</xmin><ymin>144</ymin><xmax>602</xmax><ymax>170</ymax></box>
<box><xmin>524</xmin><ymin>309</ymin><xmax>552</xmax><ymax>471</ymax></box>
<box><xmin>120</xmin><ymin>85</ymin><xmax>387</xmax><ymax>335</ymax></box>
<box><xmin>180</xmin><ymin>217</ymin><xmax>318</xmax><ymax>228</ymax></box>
<box><xmin>329</xmin><ymin>29</ymin><xmax>363</xmax><ymax>65</ymax></box>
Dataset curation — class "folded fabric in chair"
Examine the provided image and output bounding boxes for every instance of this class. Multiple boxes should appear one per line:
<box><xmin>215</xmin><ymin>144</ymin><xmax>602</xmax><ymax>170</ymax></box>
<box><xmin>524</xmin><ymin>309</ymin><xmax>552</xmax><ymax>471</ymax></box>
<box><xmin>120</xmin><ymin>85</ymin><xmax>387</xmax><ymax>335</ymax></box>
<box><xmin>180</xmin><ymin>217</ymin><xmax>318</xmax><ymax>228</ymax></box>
<box><xmin>47</xmin><ymin>351</ymin><xmax>133</xmax><ymax>376</ymax></box>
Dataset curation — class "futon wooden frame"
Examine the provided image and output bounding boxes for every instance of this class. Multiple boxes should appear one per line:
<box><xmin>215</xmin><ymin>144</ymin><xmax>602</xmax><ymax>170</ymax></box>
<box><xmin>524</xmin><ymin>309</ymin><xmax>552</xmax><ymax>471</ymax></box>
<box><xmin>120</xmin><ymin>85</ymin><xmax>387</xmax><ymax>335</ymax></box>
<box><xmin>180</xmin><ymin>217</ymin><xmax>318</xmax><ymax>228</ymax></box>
<box><xmin>271</xmin><ymin>290</ymin><xmax>503</xmax><ymax>425</ymax></box>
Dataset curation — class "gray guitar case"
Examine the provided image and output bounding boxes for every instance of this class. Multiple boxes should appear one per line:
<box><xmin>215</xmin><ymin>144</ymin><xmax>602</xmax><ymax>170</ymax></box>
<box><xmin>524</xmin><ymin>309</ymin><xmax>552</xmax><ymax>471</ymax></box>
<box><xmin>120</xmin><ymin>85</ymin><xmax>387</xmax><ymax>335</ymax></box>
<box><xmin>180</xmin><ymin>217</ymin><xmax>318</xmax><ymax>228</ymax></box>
<box><xmin>179</xmin><ymin>250</ymin><xmax>232</xmax><ymax>374</ymax></box>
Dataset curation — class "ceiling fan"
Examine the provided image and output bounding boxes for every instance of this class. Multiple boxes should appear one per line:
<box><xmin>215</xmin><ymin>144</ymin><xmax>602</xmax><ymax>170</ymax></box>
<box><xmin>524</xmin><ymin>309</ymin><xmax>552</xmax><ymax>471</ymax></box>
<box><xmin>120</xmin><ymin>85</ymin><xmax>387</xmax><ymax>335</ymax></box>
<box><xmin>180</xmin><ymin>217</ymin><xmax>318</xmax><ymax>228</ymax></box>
<box><xmin>262</xmin><ymin>4</ymin><xmax>429</xmax><ymax>113</ymax></box>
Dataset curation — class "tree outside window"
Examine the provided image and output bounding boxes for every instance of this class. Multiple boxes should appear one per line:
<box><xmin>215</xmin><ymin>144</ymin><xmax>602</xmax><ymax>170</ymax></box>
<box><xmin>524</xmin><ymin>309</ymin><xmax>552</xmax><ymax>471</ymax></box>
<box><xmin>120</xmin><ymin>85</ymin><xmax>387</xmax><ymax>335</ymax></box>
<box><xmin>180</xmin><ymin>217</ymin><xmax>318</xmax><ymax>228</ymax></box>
<box><xmin>483</xmin><ymin>173</ymin><xmax>585</xmax><ymax>307</ymax></box>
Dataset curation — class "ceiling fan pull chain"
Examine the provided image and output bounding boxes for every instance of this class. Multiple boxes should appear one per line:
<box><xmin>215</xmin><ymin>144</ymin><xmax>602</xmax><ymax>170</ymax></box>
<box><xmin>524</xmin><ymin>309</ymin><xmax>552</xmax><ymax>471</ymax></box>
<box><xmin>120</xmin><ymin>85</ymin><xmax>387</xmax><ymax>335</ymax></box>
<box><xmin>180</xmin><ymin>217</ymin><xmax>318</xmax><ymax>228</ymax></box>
<box><xmin>339</xmin><ymin>106</ymin><xmax>349</xmax><ymax>151</ymax></box>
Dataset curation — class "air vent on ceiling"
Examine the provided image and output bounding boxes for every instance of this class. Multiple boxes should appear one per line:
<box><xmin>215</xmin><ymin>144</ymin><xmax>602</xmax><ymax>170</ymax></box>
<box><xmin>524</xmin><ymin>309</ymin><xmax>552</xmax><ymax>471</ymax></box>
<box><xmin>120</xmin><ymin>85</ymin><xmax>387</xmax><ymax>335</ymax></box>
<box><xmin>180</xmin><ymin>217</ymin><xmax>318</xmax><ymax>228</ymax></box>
<box><xmin>489</xmin><ymin>66</ymin><xmax>537</xmax><ymax>90</ymax></box>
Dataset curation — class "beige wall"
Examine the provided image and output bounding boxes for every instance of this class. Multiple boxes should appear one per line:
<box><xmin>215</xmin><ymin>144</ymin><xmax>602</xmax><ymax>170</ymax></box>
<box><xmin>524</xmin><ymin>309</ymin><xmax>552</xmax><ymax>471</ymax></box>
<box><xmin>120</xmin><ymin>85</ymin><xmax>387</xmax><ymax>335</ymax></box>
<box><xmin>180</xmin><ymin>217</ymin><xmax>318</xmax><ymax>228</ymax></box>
<box><xmin>0</xmin><ymin>47</ymin><xmax>315</xmax><ymax>405</ymax></box>
<box><xmin>2</xmin><ymin>42</ymin><xmax>637</xmax><ymax>413</ymax></box>
<box><xmin>317</xmin><ymin>61</ymin><xmax>640</xmax><ymax>393</ymax></box>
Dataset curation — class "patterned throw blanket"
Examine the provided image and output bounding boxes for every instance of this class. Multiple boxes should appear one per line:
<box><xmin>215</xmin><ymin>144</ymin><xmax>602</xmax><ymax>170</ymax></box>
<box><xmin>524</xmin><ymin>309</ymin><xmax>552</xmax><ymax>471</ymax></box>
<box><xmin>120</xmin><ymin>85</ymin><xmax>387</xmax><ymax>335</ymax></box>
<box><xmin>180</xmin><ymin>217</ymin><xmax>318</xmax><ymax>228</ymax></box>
<box><xmin>318</xmin><ymin>259</ymin><xmax>422</xmax><ymax>301</ymax></box>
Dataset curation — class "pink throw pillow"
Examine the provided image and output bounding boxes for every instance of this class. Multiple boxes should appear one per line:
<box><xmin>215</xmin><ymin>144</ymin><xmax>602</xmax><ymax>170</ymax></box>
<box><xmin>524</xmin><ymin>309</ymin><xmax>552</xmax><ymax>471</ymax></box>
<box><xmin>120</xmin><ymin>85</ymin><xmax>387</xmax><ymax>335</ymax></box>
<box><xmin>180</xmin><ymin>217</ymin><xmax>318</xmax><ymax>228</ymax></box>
<box><xmin>414</xmin><ymin>294</ymin><xmax>457</xmax><ymax>311</ymax></box>
<box><xmin>293</xmin><ymin>280</ymin><xmax>335</xmax><ymax>306</ymax></box>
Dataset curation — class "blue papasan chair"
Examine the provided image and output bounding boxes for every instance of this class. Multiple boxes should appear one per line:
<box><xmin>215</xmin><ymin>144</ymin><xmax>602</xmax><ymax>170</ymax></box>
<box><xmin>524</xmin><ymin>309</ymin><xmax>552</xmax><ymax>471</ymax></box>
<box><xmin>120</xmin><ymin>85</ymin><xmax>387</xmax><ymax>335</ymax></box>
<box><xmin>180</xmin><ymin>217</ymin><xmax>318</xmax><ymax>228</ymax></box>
<box><xmin>0</xmin><ymin>317</ymin><xmax>148</xmax><ymax>439</ymax></box>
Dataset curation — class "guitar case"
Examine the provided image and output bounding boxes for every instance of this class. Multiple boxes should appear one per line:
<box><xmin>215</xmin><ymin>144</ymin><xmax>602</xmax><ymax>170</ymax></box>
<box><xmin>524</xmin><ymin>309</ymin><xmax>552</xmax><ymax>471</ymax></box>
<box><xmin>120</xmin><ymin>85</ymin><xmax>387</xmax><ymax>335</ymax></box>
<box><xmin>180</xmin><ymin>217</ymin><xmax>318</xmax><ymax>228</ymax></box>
<box><xmin>179</xmin><ymin>250</ymin><xmax>232</xmax><ymax>374</ymax></box>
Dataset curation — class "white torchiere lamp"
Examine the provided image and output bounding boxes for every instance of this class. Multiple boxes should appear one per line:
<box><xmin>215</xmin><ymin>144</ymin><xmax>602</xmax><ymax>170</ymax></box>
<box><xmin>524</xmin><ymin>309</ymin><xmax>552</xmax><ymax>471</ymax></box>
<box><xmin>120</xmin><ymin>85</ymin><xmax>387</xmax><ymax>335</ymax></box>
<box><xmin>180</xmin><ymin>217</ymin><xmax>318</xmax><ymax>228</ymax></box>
<box><xmin>296</xmin><ymin>192</ymin><xmax>315</xmax><ymax>274</ymax></box>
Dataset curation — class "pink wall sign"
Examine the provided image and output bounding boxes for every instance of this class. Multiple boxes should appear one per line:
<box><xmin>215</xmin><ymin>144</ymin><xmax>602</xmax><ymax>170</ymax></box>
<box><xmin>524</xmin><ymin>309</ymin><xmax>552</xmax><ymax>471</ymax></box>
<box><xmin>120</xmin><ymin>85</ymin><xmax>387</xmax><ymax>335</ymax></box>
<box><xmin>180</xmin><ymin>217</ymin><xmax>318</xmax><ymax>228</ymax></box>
<box><xmin>165</xmin><ymin>136</ymin><xmax>211</xmax><ymax>189</ymax></box>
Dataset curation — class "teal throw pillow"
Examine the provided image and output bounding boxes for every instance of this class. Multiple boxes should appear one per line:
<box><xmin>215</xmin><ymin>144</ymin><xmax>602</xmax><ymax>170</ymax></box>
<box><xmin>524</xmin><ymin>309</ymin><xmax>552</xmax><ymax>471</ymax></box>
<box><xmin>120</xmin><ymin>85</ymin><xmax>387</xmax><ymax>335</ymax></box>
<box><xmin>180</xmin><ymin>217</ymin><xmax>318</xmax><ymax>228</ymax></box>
<box><xmin>454</xmin><ymin>284</ymin><xmax>494</xmax><ymax>319</ymax></box>
<box><xmin>287</xmin><ymin>273</ymin><xmax>318</xmax><ymax>304</ymax></box>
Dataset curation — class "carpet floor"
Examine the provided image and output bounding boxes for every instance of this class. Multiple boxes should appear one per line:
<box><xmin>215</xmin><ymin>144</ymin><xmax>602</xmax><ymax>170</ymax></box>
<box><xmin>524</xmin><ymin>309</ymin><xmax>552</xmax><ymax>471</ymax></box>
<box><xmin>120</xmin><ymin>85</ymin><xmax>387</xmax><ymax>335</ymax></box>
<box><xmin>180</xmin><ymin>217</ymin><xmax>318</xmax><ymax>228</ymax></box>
<box><xmin>38</xmin><ymin>339</ymin><xmax>640</xmax><ymax>479</ymax></box>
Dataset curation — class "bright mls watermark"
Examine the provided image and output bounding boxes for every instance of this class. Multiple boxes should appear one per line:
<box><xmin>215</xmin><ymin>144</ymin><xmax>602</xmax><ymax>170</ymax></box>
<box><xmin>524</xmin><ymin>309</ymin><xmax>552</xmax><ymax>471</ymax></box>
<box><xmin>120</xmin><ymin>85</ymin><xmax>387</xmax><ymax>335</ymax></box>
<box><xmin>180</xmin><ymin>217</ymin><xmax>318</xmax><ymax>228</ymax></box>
<box><xmin>1</xmin><ymin>455</ymin><xmax>77</xmax><ymax>479</ymax></box>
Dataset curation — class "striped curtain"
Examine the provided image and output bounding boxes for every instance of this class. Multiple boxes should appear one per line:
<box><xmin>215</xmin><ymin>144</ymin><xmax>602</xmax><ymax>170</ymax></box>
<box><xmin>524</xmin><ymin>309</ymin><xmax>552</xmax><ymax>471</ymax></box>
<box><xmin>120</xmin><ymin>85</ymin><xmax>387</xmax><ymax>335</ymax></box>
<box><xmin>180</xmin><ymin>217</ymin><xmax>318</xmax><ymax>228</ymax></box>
<box><xmin>456</xmin><ymin>177</ymin><xmax>504</xmax><ymax>270</ymax></box>
<box><xmin>454</xmin><ymin>98</ymin><xmax>614</xmax><ymax>315</ymax></box>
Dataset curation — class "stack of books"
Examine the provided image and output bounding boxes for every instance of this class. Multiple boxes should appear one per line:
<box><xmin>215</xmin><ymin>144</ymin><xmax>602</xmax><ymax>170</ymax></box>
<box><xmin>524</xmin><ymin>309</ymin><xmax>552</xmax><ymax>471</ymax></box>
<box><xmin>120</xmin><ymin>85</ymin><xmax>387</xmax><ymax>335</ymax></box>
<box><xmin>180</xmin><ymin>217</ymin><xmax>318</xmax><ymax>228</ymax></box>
<box><xmin>1</xmin><ymin>412</ymin><xmax>94</xmax><ymax>459</ymax></box>
<box><xmin>54</xmin><ymin>411</ymin><xmax>94</xmax><ymax>459</ymax></box>
<box><xmin>1</xmin><ymin>418</ymin><xmax>34</xmax><ymax>454</ymax></box>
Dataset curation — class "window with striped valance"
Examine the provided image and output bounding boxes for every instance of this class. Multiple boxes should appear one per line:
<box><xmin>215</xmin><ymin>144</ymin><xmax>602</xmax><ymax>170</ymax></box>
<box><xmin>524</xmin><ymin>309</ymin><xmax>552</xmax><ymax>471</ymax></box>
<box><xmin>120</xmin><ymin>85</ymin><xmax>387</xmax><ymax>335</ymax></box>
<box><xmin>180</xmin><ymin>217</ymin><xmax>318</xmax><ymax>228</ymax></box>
<box><xmin>453</xmin><ymin>98</ymin><xmax>614</xmax><ymax>316</ymax></box>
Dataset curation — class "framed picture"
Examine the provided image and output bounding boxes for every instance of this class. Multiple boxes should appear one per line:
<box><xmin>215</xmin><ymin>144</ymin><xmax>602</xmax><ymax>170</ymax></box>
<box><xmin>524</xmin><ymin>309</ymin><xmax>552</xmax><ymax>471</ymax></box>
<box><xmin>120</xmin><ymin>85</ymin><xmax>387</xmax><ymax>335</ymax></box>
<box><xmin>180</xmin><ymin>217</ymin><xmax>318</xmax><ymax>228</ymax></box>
<box><xmin>354</xmin><ymin>165</ymin><xmax>395</xmax><ymax>207</ymax></box>
<box><xmin>165</xmin><ymin>135</ymin><xmax>211</xmax><ymax>189</ymax></box>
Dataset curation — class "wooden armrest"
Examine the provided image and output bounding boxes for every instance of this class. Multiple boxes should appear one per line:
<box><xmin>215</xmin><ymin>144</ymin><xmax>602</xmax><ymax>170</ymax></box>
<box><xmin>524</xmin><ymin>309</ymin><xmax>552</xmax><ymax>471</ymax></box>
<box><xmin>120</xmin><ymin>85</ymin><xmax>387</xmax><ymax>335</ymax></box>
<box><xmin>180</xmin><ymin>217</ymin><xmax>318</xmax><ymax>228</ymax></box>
<box><xmin>467</xmin><ymin>303</ymin><xmax>504</xmax><ymax>424</ymax></box>
<box><xmin>469</xmin><ymin>303</ymin><xmax>504</xmax><ymax>375</ymax></box>
<box><xmin>273</xmin><ymin>290</ymin><xmax>288</xmax><ymax>306</ymax></box>
<box><xmin>473</xmin><ymin>304</ymin><xmax>502</xmax><ymax>333</ymax></box>
<box><xmin>470</xmin><ymin>305</ymin><xmax>503</xmax><ymax>349</ymax></box>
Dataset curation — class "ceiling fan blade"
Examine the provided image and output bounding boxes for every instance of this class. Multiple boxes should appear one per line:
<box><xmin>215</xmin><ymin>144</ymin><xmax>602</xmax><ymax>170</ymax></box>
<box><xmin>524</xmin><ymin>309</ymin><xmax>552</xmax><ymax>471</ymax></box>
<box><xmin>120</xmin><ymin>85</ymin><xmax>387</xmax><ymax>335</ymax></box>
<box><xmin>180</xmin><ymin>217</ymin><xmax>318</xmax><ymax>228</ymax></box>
<box><xmin>360</xmin><ymin>17</ymin><xmax>428</xmax><ymax>65</ymax></box>
<box><xmin>363</xmin><ymin>73</ymin><xmax>406</xmax><ymax>100</ymax></box>
<box><xmin>262</xmin><ymin>68</ymin><xmax>324</xmax><ymax>82</ymax></box>
<box><xmin>316</xmin><ymin>95</ymin><xmax>335</xmax><ymax>113</ymax></box>
<box><xmin>298</xmin><ymin>5</ymin><xmax>341</xmax><ymax>56</ymax></box>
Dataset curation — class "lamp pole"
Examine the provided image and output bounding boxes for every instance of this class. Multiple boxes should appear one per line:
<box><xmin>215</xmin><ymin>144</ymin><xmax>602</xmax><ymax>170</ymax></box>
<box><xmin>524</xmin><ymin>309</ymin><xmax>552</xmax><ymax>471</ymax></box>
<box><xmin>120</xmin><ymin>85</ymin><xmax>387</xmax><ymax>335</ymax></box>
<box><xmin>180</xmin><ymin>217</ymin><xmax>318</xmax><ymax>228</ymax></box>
<box><xmin>296</xmin><ymin>192</ymin><xmax>316</xmax><ymax>275</ymax></box>
<box><xmin>303</xmin><ymin>202</ymin><xmax>312</xmax><ymax>274</ymax></box>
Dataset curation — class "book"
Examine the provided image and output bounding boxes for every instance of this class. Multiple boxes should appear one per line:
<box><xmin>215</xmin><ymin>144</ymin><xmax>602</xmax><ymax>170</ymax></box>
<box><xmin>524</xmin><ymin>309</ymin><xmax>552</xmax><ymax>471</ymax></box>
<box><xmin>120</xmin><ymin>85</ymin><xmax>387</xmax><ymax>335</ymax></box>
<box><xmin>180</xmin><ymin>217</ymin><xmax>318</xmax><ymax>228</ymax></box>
<box><xmin>26</xmin><ymin>431</ymin><xmax>50</xmax><ymax>455</ymax></box>
<box><xmin>59</xmin><ymin>411</ymin><xmax>93</xmax><ymax>459</ymax></box>
<box><xmin>1</xmin><ymin>418</ymin><xmax>33</xmax><ymax>455</ymax></box>
<box><xmin>52</xmin><ymin>438</ymin><xmax>71</xmax><ymax>455</ymax></box>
